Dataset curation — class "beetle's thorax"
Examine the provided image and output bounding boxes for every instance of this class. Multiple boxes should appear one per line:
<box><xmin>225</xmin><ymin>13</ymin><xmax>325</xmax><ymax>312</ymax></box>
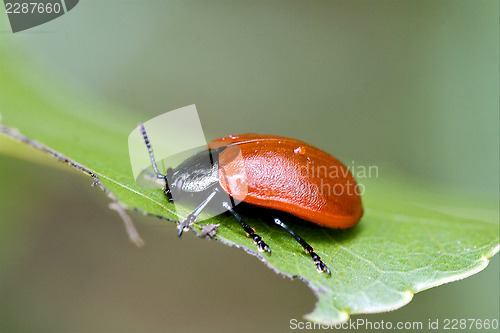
<box><xmin>169</xmin><ymin>149</ymin><xmax>221</xmax><ymax>195</ymax></box>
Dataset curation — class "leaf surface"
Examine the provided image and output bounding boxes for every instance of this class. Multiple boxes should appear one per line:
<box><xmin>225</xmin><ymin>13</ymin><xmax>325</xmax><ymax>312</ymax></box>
<box><xmin>0</xmin><ymin>38</ymin><xmax>498</xmax><ymax>323</ymax></box>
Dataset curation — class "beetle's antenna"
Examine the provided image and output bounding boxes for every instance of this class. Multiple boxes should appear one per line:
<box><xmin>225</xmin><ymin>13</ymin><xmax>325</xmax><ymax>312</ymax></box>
<box><xmin>139</xmin><ymin>123</ymin><xmax>165</xmax><ymax>179</ymax></box>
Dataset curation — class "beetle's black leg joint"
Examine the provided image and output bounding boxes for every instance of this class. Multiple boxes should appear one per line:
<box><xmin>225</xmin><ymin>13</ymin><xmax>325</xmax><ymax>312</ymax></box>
<box><xmin>251</xmin><ymin>233</ymin><xmax>271</xmax><ymax>253</ymax></box>
<box><xmin>178</xmin><ymin>213</ymin><xmax>197</xmax><ymax>237</ymax></box>
<box><xmin>163</xmin><ymin>187</ymin><xmax>175</xmax><ymax>202</ymax></box>
<box><xmin>273</xmin><ymin>217</ymin><xmax>331</xmax><ymax>276</ymax></box>
<box><xmin>309</xmin><ymin>250</ymin><xmax>331</xmax><ymax>276</ymax></box>
<box><xmin>222</xmin><ymin>202</ymin><xmax>271</xmax><ymax>254</ymax></box>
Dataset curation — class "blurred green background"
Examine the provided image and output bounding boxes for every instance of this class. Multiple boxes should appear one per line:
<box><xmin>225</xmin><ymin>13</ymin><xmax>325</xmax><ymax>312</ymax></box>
<box><xmin>0</xmin><ymin>1</ymin><xmax>498</xmax><ymax>332</ymax></box>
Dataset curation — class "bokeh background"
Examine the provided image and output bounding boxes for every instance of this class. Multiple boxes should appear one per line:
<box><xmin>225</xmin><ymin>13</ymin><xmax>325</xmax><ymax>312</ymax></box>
<box><xmin>0</xmin><ymin>1</ymin><xmax>498</xmax><ymax>332</ymax></box>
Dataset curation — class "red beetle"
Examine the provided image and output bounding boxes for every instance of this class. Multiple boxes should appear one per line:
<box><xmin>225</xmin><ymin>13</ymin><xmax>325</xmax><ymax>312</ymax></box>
<box><xmin>140</xmin><ymin>126</ymin><xmax>363</xmax><ymax>276</ymax></box>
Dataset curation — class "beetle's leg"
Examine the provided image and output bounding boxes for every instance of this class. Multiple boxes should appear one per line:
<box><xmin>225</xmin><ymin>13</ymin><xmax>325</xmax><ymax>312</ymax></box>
<box><xmin>273</xmin><ymin>217</ymin><xmax>331</xmax><ymax>276</ymax></box>
<box><xmin>164</xmin><ymin>168</ymin><xmax>174</xmax><ymax>202</ymax></box>
<box><xmin>178</xmin><ymin>188</ymin><xmax>220</xmax><ymax>237</ymax></box>
<box><xmin>222</xmin><ymin>202</ymin><xmax>271</xmax><ymax>254</ymax></box>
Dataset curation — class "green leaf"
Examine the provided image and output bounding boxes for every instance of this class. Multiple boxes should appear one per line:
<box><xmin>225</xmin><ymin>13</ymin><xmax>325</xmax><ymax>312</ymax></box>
<box><xmin>1</xmin><ymin>37</ymin><xmax>498</xmax><ymax>324</ymax></box>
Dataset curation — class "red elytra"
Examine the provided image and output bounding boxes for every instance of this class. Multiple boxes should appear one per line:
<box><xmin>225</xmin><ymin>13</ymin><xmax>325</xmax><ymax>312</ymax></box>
<box><xmin>209</xmin><ymin>133</ymin><xmax>364</xmax><ymax>229</ymax></box>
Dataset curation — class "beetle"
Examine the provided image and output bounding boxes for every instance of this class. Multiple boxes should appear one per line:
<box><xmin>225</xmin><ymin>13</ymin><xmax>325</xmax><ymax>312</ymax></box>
<box><xmin>139</xmin><ymin>124</ymin><xmax>363</xmax><ymax>276</ymax></box>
